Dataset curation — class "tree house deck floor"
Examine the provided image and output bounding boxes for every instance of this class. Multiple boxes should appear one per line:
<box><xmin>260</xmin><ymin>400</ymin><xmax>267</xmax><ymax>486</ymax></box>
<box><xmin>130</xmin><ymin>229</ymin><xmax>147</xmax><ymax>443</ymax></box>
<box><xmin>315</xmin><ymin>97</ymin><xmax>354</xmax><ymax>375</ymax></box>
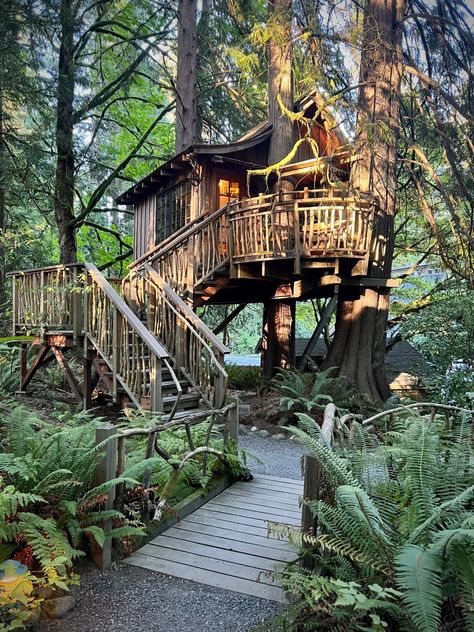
<box><xmin>124</xmin><ymin>475</ymin><xmax>303</xmax><ymax>602</ymax></box>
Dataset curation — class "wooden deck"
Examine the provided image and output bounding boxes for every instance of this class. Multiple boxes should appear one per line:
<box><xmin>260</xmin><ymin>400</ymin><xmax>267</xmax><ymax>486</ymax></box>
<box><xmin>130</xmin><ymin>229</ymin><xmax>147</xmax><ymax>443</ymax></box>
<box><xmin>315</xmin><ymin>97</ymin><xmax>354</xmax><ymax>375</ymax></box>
<box><xmin>125</xmin><ymin>475</ymin><xmax>303</xmax><ymax>602</ymax></box>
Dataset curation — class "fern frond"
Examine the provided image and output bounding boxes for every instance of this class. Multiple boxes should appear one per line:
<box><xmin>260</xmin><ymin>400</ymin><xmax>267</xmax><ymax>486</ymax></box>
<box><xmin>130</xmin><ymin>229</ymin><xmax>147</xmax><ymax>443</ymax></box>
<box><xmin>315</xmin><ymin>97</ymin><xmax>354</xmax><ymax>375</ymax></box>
<box><xmin>395</xmin><ymin>544</ymin><xmax>442</xmax><ymax>632</ymax></box>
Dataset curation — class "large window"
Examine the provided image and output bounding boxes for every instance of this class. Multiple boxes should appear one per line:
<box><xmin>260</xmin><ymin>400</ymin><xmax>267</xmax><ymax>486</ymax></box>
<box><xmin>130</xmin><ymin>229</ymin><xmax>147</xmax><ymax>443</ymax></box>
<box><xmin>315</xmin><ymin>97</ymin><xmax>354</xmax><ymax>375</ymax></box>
<box><xmin>218</xmin><ymin>179</ymin><xmax>240</xmax><ymax>208</ymax></box>
<box><xmin>156</xmin><ymin>180</ymin><xmax>191</xmax><ymax>244</ymax></box>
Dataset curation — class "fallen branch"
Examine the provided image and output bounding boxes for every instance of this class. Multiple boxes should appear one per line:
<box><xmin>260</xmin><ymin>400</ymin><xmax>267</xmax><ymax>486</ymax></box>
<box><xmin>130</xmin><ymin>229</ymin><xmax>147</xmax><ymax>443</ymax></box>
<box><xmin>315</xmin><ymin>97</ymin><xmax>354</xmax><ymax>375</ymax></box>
<box><xmin>362</xmin><ymin>402</ymin><xmax>474</xmax><ymax>426</ymax></box>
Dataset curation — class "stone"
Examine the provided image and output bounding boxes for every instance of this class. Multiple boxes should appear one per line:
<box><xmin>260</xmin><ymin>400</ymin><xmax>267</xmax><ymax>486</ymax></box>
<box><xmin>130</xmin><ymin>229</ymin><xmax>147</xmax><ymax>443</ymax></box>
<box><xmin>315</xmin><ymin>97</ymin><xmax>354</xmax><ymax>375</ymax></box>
<box><xmin>250</xmin><ymin>426</ymin><xmax>258</xmax><ymax>432</ymax></box>
<box><xmin>259</xmin><ymin>429</ymin><xmax>270</xmax><ymax>438</ymax></box>
<box><xmin>42</xmin><ymin>595</ymin><xmax>76</xmax><ymax>619</ymax></box>
<box><xmin>290</xmin><ymin>435</ymin><xmax>305</xmax><ymax>445</ymax></box>
<box><xmin>273</xmin><ymin>433</ymin><xmax>286</xmax><ymax>441</ymax></box>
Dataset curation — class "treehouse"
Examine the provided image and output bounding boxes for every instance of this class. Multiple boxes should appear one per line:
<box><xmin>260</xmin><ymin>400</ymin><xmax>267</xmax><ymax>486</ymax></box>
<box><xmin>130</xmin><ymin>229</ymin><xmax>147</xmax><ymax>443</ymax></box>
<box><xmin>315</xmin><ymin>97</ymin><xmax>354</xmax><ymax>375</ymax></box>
<box><xmin>117</xmin><ymin>92</ymin><xmax>380</xmax><ymax>309</ymax></box>
<box><xmin>9</xmin><ymin>92</ymin><xmax>392</xmax><ymax>421</ymax></box>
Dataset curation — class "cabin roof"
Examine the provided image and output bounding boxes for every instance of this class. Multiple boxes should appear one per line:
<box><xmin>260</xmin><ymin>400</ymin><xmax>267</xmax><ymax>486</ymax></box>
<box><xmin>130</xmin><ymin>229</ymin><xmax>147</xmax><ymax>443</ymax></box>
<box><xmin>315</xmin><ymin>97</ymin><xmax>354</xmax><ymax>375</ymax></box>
<box><xmin>116</xmin><ymin>125</ymin><xmax>272</xmax><ymax>205</ymax></box>
<box><xmin>116</xmin><ymin>90</ymin><xmax>348</xmax><ymax>205</ymax></box>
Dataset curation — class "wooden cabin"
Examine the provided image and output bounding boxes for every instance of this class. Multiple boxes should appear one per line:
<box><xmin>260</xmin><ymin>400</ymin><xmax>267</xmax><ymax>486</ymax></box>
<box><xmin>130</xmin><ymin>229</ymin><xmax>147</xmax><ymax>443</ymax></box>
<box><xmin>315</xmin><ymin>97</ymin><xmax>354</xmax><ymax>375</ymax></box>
<box><xmin>118</xmin><ymin>92</ymin><xmax>350</xmax><ymax>261</ymax></box>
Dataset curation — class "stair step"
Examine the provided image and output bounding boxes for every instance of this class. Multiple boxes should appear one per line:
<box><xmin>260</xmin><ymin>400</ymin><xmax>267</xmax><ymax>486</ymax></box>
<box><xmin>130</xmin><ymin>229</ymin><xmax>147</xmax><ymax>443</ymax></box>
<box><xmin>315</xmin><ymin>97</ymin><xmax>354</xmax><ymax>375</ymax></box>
<box><xmin>140</xmin><ymin>392</ymin><xmax>201</xmax><ymax>412</ymax></box>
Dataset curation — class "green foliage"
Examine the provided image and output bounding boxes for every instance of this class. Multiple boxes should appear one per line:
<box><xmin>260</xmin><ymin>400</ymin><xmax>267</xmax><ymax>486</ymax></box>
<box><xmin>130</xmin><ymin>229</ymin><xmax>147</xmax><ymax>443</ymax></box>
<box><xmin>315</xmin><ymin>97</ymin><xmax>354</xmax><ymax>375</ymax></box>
<box><xmin>270</xmin><ymin>412</ymin><xmax>474</xmax><ymax>631</ymax></box>
<box><xmin>271</xmin><ymin>368</ymin><xmax>336</xmax><ymax>421</ymax></box>
<box><xmin>226</xmin><ymin>364</ymin><xmax>262</xmax><ymax>390</ymax></box>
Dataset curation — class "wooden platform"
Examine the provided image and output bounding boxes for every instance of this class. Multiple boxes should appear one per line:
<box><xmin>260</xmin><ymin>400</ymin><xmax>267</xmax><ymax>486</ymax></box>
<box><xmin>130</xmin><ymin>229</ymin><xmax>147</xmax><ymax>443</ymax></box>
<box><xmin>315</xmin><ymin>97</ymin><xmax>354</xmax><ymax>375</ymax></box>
<box><xmin>124</xmin><ymin>475</ymin><xmax>303</xmax><ymax>602</ymax></box>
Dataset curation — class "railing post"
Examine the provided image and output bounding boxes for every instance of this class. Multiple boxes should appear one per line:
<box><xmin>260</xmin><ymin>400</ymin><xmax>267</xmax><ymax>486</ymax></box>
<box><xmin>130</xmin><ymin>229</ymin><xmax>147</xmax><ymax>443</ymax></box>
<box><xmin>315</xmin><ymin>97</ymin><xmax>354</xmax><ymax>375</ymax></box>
<box><xmin>71</xmin><ymin>266</ymin><xmax>82</xmax><ymax>343</ymax></box>
<box><xmin>112</xmin><ymin>307</ymin><xmax>118</xmax><ymax>401</ymax></box>
<box><xmin>301</xmin><ymin>455</ymin><xmax>322</xmax><ymax>570</ymax></box>
<box><xmin>91</xmin><ymin>422</ymin><xmax>117</xmax><ymax>570</ymax></box>
<box><xmin>150</xmin><ymin>356</ymin><xmax>163</xmax><ymax>413</ymax></box>
<box><xmin>39</xmin><ymin>270</ymin><xmax>45</xmax><ymax>328</ymax></box>
<box><xmin>294</xmin><ymin>200</ymin><xmax>301</xmax><ymax>275</ymax></box>
<box><xmin>227</xmin><ymin>398</ymin><xmax>239</xmax><ymax>447</ymax></box>
<box><xmin>12</xmin><ymin>275</ymin><xmax>17</xmax><ymax>335</ymax></box>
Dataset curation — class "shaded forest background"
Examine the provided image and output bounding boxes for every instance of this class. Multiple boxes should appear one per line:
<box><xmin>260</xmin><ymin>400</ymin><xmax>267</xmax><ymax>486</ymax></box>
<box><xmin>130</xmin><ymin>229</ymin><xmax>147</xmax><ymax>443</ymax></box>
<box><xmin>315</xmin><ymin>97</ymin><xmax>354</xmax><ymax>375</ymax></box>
<box><xmin>0</xmin><ymin>0</ymin><xmax>473</xmax><ymax>379</ymax></box>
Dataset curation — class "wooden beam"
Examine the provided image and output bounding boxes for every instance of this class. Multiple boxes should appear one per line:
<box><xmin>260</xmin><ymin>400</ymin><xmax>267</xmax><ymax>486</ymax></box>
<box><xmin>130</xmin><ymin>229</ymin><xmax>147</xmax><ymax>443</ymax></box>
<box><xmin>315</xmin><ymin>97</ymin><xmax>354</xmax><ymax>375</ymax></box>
<box><xmin>212</xmin><ymin>304</ymin><xmax>246</xmax><ymax>335</ymax></box>
<box><xmin>297</xmin><ymin>295</ymin><xmax>337</xmax><ymax>371</ymax></box>
<box><xmin>19</xmin><ymin>345</ymin><xmax>54</xmax><ymax>391</ymax></box>
<box><xmin>51</xmin><ymin>347</ymin><xmax>83</xmax><ymax>402</ymax></box>
<box><xmin>342</xmin><ymin>277</ymin><xmax>401</xmax><ymax>288</ymax></box>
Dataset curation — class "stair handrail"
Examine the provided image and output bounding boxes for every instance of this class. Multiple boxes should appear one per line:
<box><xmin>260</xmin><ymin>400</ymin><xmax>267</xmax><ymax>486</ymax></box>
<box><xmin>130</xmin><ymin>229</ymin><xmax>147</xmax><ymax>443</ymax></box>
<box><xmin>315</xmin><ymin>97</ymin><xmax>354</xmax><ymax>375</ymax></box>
<box><xmin>136</xmin><ymin>264</ymin><xmax>229</xmax><ymax>409</ymax></box>
<box><xmin>84</xmin><ymin>263</ymin><xmax>182</xmax><ymax>416</ymax></box>
<box><xmin>130</xmin><ymin>201</ymin><xmax>237</xmax><ymax>271</ymax></box>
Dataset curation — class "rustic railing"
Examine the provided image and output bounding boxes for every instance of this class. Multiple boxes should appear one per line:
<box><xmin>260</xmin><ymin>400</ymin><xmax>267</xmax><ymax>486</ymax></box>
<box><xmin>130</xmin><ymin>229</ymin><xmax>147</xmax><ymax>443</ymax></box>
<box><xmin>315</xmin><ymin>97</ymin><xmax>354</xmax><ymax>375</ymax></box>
<box><xmin>130</xmin><ymin>204</ymin><xmax>230</xmax><ymax>297</ymax></box>
<box><xmin>130</xmin><ymin>188</ymin><xmax>376</xmax><ymax>297</ymax></box>
<box><xmin>128</xmin><ymin>264</ymin><xmax>228</xmax><ymax>409</ymax></box>
<box><xmin>9</xmin><ymin>263</ymin><xmax>84</xmax><ymax>338</ymax></box>
<box><xmin>8</xmin><ymin>263</ymin><xmax>182</xmax><ymax>416</ymax></box>
<box><xmin>84</xmin><ymin>263</ymin><xmax>179</xmax><ymax>412</ymax></box>
<box><xmin>228</xmin><ymin>188</ymin><xmax>375</xmax><ymax>268</ymax></box>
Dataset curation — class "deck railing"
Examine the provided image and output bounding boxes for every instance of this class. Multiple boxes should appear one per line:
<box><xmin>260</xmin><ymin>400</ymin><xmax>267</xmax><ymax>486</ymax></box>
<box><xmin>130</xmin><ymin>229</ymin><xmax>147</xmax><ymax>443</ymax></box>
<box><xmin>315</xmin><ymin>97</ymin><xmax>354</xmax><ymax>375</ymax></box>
<box><xmin>131</xmin><ymin>204</ymin><xmax>230</xmax><ymax>297</ymax></box>
<box><xmin>128</xmin><ymin>265</ymin><xmax>228</xmax><ymax>409</ymax></box>
<box><xmin>9</xmin><ymin>263</ymin><xmax>84</xmax><ymax>338</ymax></box>
<box><xmin>229</xmin><ymin>188</ymin><xmax>375</xmax><ymax>267</ymax></box>
<box><xmin>131</xmin><ymin>187</ymin><xmax>376</xmax><ymax>292</ymax></box>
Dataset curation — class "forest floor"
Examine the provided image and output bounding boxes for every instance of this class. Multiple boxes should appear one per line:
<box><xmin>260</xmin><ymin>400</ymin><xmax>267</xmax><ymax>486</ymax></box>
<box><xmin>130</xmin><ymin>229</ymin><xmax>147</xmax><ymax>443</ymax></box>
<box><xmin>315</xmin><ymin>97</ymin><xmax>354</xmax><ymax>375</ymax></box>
<box><xmin>35</xmin><ymin>432</ymin><xmax>305</xmax><ymax>632</ymax></box>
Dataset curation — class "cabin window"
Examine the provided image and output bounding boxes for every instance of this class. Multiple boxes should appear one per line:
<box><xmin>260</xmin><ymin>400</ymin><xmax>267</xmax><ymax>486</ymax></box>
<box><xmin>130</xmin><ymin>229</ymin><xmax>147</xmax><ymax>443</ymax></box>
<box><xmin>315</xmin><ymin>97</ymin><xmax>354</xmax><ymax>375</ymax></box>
<box><xmin>155</xmin><ymin>180</ymin><xmax>191</xmax><ymax>244</ymax></box>
<box><xmin>218</xmin><ymin>179</ymin><xmax>240</xmax><ymax>208</ymax></box>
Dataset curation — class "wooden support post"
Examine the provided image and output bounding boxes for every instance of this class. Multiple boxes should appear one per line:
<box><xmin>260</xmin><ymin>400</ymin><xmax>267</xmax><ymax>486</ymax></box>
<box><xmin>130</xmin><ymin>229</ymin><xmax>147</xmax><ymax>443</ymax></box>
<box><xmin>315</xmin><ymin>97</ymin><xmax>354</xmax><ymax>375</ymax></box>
<box><xmin>91</xmin><ymin>422</ymin><xmax>117</xmax><ymax>570</ymax></box>
<box><xmin>301</xmin><ymin>455</ymin><xmax>322</xmax><ymax>570</ymax></box>
<box><xmin>51</xmin><ymin>347</ymin><xmax>83</xmax><ymax>402</ymax></box>
<box><xmin>227</xmin><ymin>399</ymin><xmax>240</xmax><ymax>447</ymax></box>
<box><xmin>297</xmin><ymin>294</ymin><xmax>338</xmax><ymax>371</ymax></box>
<box><xmin>83</xmin><ymin>349</ymin><xmax>93</xmax><ymax>410</ymax></box>
<box><xmin>212</xmin><ymin>304</ymin><xmax>246</xmax><ymax>336</ymax></box>
<box><xmin>18</xmin><ymin>345</ymin><xmax>54</xmax><ymax>392</ymax></box>
<box><xmin>150</xmin><ymin>357</ymin><xmax>163</xmax><ymax>413</ymax></box>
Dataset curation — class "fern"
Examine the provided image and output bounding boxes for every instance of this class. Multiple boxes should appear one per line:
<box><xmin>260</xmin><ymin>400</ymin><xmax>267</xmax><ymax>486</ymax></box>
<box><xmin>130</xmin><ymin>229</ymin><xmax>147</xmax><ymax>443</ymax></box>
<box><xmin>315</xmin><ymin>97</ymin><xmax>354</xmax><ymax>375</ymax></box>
<box><xmin>395</xmin><ymin>545</ymin><xmax>443</xmax><ymax>632</ymax></box>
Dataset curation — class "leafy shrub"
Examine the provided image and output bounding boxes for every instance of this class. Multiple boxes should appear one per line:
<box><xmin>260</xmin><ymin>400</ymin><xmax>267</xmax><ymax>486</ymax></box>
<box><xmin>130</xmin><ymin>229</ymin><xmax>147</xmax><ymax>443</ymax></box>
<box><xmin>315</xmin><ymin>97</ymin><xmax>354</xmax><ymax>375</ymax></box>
<box><xmin>271</xmin><ymin>368</ymin><xmax>336</xmax><ymax>424</ymax></box>
<box><xmin>0</xmin><ymin>405</ymin><xmax>144</xmax><ymax>627</ymax></box>
<box><xmin>226</xmin><ymin>364</ymin><xmax>262</xmax><ymax>390</ymax></box>
<box><xmin>270</xmin><ymin>412</ymin><xmax>474</xmax><ymax>632</ymax></box>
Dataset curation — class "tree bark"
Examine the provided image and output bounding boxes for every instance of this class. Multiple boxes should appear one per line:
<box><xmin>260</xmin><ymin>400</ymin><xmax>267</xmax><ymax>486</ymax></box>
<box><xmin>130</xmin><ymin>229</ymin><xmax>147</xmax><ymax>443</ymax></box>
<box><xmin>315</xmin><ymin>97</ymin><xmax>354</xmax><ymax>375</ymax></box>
<box><xmin>261</xmin><ymin>300</ymin><xmax>295</xmax><ymax>379</ymax></box>
<box><xmin>54</xmin><ymin>0</ymin><xmax>77</xmax><ymax>263</ymax></box>
<box><xmin>261</xmin><ymin>0</ymin><xmax>296</xmax><ymax>378</ymax></box>
<box><xmin>267</xmin><ymin>0</ymin><xmax>294</xmax><ymax>167</ymax></box>
<box><xmin>175</xmin><ymin>0</ymin><xmax>198</xmax><ymax>153</ymax></box>
<box><xmin>323</xmin><ymin>0</ymin><xmax>405</xmax><ymax>402</ymax></box>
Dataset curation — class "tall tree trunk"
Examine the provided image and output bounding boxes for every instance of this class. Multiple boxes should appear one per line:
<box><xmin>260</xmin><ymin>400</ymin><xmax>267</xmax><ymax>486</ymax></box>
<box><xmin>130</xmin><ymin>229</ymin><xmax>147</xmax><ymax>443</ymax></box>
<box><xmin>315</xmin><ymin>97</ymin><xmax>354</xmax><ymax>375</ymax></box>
<box><xmin>267</xmin><ymin>0</ymin><xmax>294</xmax><ymax>168</ymax></box>
<box><xmin>0</xmin><ymin>87</ymin><xmax>6</xmax><ymax>321</ymax></box>
<box><xmin>323</xmin><ymin>0</ymin><xmax>405</xmax><ymax>402</ymax></box>
<box><xmin>262</xmin><ymin>0</ymin><xmax>295</xmax><ymax>378</ymax></box>
<box><xmin>175</xmin><ymin>0</ymin><xmax>198</xmax><ymax>153</ymax></box>
<box><xmin>54</xmin><ymin>0</ymin><xmax>77</xmax><ymax>263</ymax></box>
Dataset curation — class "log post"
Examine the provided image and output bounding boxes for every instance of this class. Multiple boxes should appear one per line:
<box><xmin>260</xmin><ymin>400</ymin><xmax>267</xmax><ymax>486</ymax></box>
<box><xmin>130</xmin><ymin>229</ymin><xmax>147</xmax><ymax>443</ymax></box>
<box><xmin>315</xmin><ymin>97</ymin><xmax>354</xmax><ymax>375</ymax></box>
<box><xmin>91</xmin><ymin>422</ymin><xmax>117</xmax><ymax>570</ymax></box>
<box><xmin>301</xmin><ymin>455</ymin><xmax>322</xmax><ymax>570</ymax></box>
<box><xmin>226</xmin><ymin>398</ymin><xmax>240</xmax><ymax>447</ymax></box>
<box><xmin>261</xmin><ymin>299</ymin><xmax>296</xmax><ymax>379</ymax></box>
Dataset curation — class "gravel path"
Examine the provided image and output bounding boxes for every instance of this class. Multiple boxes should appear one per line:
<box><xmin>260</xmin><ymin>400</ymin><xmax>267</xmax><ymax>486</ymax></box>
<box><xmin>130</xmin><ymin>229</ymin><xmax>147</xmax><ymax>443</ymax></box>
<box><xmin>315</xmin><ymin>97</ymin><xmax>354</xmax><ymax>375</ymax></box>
<box><xmin>36</xmin><ymin>435</ymin><xmax>305</xmax><ymax>632</ymax></box>
<box><xmin>239</xmin><ymin>434</ymin><xmax>306</xmax><ymax>480</ymax></box>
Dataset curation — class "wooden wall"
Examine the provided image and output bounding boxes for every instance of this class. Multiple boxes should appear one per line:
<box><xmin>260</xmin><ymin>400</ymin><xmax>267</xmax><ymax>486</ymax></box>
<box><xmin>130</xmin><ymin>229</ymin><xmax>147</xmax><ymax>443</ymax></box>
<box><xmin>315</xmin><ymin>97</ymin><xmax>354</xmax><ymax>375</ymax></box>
<box><xmin>134</xmin><ymin>195</ymin><xmax>156</xmax><ymax>260</ymax></box>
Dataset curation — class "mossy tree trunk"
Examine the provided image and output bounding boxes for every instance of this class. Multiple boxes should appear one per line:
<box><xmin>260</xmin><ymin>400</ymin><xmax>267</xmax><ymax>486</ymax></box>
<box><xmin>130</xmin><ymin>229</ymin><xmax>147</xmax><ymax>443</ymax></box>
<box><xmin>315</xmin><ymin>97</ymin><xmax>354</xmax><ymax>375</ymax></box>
<box><xmin>261</xmin><ymin>0</ymin><xmax>296</xmax><ymax>378</ymax></box>
<box><xmin>323</xmin><ymin>0</ymin><xmax>405</xmax><ymax>402</ymax></box>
